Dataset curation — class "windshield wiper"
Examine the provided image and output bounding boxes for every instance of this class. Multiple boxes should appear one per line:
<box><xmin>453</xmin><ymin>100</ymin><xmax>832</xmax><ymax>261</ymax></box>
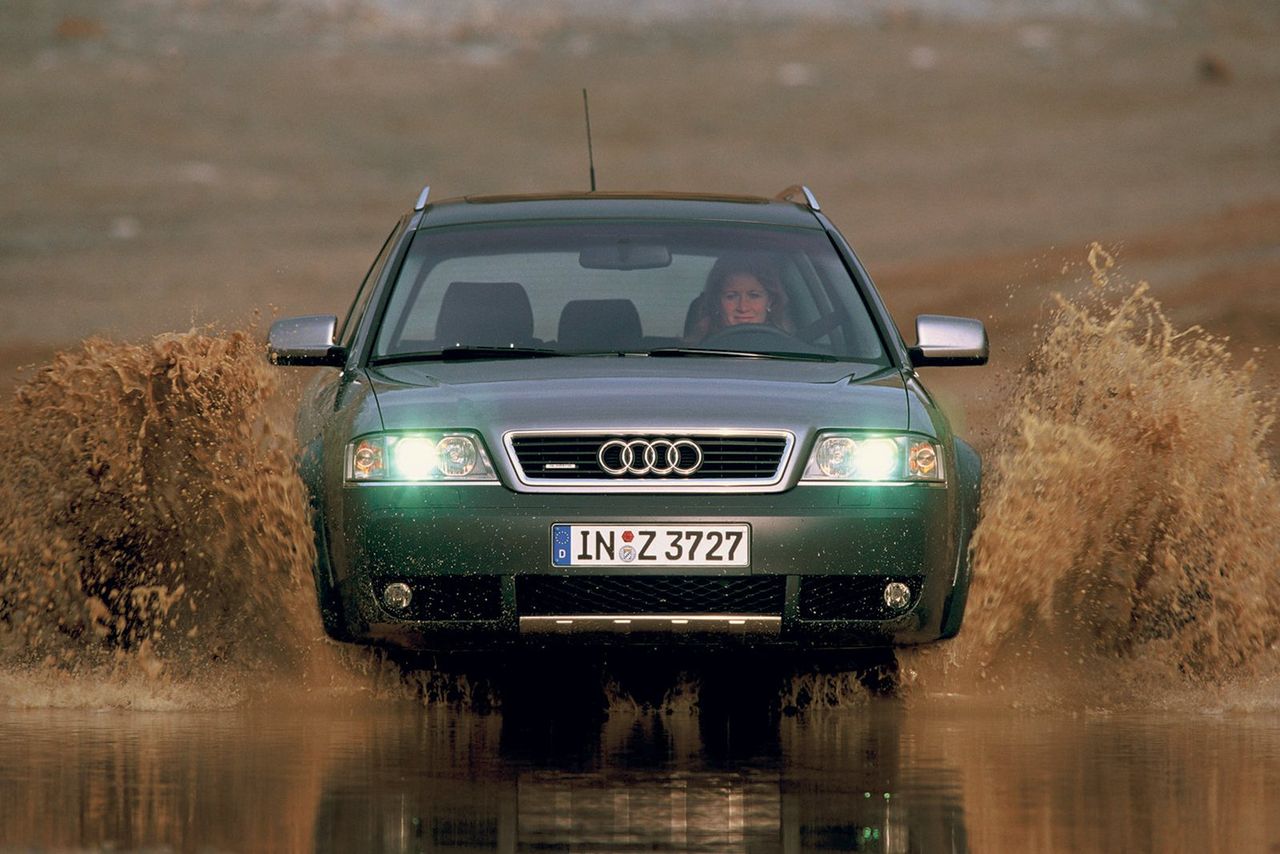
<box><xmin>645</xmin><ymin>347</ymin><xmax>839</xmax><ymax>362</ymax></box>
<box><xmin>374</xmin><ymin>346</ymin><xmax>563</xmax><ymax>365</ymax></box>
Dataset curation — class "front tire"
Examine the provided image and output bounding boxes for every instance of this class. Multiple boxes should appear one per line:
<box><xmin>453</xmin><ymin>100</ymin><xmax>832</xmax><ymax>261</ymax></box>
<box><xmin>938</xmin><ymin>553</ymin><xmax>971</xmax><ymax>640</ymax></box>
<box><xmin>311</xmin><ymin>520</ymin><xmax>352</xmax><ymax>642</ymax></box>
<box><xmin>939</xmin><ymin>438</ymin><xmax>981</xmax><ymax>639</ymax></box>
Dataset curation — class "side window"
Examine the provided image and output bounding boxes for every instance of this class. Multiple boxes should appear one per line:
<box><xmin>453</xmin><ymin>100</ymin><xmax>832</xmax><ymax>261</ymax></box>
<box><xmin>339</xmin><ymin>223</ymin><xmax>400</xmax><ymax>347</ymax></box>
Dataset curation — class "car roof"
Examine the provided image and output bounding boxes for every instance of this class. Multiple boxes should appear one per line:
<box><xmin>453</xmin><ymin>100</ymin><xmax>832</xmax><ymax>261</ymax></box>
<box><xmin>414</xmin><ymin>191</ymin><xmax>826</xmax><ymax>230</ymax></box>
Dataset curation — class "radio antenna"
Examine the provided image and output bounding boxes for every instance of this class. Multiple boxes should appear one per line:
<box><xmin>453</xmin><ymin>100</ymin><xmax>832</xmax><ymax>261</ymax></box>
<box><xmin>582</xmin><ymin>88</ymin><xmax>597</xmax><ymax>192</ymax></box>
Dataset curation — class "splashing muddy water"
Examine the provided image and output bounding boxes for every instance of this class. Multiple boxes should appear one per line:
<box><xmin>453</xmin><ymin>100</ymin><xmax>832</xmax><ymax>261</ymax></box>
<box><xmin>0</xmin><ymin>327</ymin><xmax>330</xmax><ymax>703</ymax></box>
<box><xmin>906</xmin><ymin>245</ymin><xmax>1280</xmax><ymax>705</ymax></box>
<box><xmin>2</xmin><ymin>250</ymin><xmax>1277</xmax><ymax>710</ymax></box>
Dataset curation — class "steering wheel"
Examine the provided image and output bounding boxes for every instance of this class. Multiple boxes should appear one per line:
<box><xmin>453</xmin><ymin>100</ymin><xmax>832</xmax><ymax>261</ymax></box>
<box><xmin>699</xmin><ymin>323</ymin><xmax>804</xmax><ymax>350</ymax></box>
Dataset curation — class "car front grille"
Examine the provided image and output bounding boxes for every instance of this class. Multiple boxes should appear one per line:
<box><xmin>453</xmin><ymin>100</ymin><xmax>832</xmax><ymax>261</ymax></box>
<box><xmin>796</xmin><ymin>576</ymin><xmax>921</xmax><ymax>621</ymax></box>
<box><xmin>507</xmin><ymin>432</ymin><xmax>791</xmax><ymax>484</ymax></box>
<box><xmin>517</xmin><ymin>575</ymin><xmax>785</xmax><ymax>616</ymax></box>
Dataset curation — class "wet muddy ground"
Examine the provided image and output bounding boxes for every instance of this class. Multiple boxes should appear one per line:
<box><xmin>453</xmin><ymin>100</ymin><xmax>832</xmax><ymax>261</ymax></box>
<box><xmin>3</xmin><ymin>1</ymin><xmax>1280</xmax><ymax>850</ymax></box>
<box><xmin>4</xmin><ymin>695</ymin><xmax>1280</xmax><ymax>851</ymax></box>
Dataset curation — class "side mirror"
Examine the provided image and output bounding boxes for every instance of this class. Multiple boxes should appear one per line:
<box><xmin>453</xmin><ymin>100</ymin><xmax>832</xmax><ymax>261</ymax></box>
<box><xmin>268</xmin><ymin>315</ymin><xmax>347</xmax><ymax>367</ymax></box>
<box><xmin>908</xmin><ymin>315</ymin><xmax>989</xmax><ymax>367</ymax></box>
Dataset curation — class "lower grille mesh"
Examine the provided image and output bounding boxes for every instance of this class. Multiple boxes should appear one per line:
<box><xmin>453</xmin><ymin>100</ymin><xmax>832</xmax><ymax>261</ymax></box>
<box><xmin>517</xmin><ymin>576</ymin><xmax>785</xmax><ymax>616</ymax></box>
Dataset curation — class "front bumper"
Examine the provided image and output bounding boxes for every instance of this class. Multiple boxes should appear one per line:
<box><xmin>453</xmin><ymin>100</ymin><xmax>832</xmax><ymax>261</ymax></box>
<box><xmin>325</xmin><ymin>483</ymin><xmax>963</xmax><ymax>650</ymax></box>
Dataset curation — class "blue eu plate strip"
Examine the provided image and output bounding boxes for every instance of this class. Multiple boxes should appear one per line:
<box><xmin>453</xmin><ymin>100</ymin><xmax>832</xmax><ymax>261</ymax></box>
<box><xmin>552</xmin><ymin>524</ymin><xmax>572</xmax><ymax>566</ymax></box>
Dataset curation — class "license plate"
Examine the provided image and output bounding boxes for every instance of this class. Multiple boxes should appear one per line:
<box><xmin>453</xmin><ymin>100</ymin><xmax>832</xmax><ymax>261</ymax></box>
<box><xmin>552</xmin><ymin>524</ymin><xmax>750</xmax><ymax>567</ymax></box>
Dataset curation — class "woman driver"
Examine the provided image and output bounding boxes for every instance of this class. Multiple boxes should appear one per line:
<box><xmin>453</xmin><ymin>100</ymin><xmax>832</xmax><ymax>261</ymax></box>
<box><xmin>686</xmin><ymin>254</ymin><xmax>793</xmax><ymax>343</ymax></box>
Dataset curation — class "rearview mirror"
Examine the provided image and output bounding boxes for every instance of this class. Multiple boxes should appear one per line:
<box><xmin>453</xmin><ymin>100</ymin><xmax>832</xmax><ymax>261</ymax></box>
<box><xmin>908</xmin><ymin>315</ymin><xmax>989</xmax><ymax>367</ymax></box>
<box><xmin>579</xmin><ymin>240</ymin><xmax>672</xmax><ymax>270</ymax></box>
<box><xmin>268</xmin><ymin>315</ymin><xmax>347</xmax><ymax>367</ymax></box>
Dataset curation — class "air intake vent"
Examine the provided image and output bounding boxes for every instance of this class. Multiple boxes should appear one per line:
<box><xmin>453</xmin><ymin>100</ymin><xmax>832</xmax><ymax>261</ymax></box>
<box><xmin>517</xmin><ymin>575</ymin><xmax>785</xmax><ymax>616</ymax></box>
<box><xmin>797</xmin><ymin>576</ymin><xmax>921</xmax><ymax>620</ymax></box>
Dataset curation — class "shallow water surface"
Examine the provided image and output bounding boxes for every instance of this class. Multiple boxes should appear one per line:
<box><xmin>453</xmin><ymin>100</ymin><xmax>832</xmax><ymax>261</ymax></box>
<box><xmin>2</xmin><ymin>698</ymin><xmax>1278</xmax><ymax>851</ymax></box>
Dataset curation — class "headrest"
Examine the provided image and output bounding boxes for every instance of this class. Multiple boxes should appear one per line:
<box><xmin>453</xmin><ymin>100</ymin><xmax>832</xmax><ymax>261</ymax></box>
<box><xmin>557</xmin><ymin>299</ymin><xmax>643</xmax><ymax>351</ymax></box>
<box><xmin>435</xmin><ymin>281</ymin><xmax>534</xmax><ymax>347</ymax></box>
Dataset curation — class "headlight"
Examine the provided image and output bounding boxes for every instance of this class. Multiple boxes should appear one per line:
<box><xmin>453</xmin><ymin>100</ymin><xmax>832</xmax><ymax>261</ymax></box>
<box><xmin>802</xmin><ymin>434</ymin><xmax>944</xmax><ymax>483</ymax></box>
<box><xmin>346</xmin><ymin>433</ymin><xmax>497</xmax><ymax>482</ymax></box>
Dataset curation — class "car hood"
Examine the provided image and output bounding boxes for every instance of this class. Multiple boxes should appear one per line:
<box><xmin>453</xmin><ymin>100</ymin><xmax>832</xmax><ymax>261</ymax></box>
<box><xmin>366</xmin><ymin>357</ymin><xmax>913</xmax><ymax>435</ymax></box>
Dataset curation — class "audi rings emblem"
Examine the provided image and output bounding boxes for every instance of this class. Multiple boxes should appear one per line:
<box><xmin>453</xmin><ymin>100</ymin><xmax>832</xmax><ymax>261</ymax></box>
<box><xmin>597</xmin><ymin>438</ymin><xmax>703</xmax><ymax>477</ymax></box>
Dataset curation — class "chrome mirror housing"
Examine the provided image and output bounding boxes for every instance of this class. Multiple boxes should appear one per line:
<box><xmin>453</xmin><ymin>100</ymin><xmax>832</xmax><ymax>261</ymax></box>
<box><xmin>909</xmin><ymin>315</ymin><xmax>989</xmax><ymax>367</ymax></box>
<box><xmin>268</xmin><ymin>315</ymin><xmax>346</xmax><ymax>367</ymax></box>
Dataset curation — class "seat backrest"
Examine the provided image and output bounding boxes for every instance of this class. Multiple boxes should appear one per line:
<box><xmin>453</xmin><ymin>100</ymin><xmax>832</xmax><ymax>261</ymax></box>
<box><xmin>435</xmin><ymin>281</ymin><xmax>534</xmax><ymax>347</ymax></box>
<box><xmin>683</xmin><ymin>293</ymin><xmax>709</xmax><ymax>340</ymax></box>
<box><xmin>557</xmin><ymin>299</ymin><xmax>643</xmax><ymax>351</ymax></box>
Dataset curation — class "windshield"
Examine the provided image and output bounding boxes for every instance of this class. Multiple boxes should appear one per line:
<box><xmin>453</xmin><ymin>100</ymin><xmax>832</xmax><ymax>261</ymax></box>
<box><xmin>371</xmin><ymin>221</ymin><xmax>889</xmax><ymax>363</ymax></box>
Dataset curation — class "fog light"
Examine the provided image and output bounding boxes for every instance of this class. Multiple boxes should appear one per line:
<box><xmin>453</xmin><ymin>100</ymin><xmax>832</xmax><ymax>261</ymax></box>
<box><xmin>382</xmin><ymin>582</ymin><xmax>413</xmax><ymax>611</ymax></box>
<box><xmin>883</xmin><ymin>582</ymin><xmax>911</xmax><ymax>610</ymax></box>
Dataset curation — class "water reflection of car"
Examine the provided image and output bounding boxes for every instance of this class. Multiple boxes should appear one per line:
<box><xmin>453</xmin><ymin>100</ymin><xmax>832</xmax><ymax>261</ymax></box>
<box><xmin>309</xmin><ymin>709</ymin><xmax>970</xmax><ymax>853</ymax></box>
<box><xmin>269</xmin><ymin>185</ymin><xmax>987</xmax><ymax>651</ymax></box>
<box><xmin>315</xmin><ymin>769</ymin><xmax>960</xmax><ymax>853</ymax></box>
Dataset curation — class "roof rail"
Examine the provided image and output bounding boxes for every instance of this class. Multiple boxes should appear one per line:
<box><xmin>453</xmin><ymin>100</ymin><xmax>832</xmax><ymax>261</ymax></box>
<box><xmin>774</xmin><ymin>184</ymin><xmax>820</xmax><ymax>211</ymax></box>
<box><xmin>414</xmin><ymin>184</ymin><xmax>431</xmax><ymax>211</ymax></box>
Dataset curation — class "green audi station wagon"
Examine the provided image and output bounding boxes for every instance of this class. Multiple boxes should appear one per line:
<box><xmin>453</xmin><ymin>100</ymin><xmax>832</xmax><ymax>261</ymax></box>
<box><xmin>269</xmin><ymin>185</ymin><xmax>987</xmax><ymax>651</ymax></box>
